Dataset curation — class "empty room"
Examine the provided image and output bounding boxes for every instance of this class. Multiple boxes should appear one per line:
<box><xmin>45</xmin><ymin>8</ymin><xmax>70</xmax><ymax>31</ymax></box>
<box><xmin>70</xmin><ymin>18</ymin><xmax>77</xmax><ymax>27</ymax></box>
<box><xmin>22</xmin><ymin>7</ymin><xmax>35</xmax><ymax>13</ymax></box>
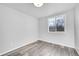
<box><xmin>0</xmin><ymin>3</ymin><xmax>79</xmax><ymax>56</ymax></box>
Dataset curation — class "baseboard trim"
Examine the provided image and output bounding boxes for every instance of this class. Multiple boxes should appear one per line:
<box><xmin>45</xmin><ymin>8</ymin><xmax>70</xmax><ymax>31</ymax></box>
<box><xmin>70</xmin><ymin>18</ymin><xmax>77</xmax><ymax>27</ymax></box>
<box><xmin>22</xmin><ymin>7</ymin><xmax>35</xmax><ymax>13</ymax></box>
<box><xmin>0</xmin><ymin>39</ymin><xmax>37</xmax><ymax>56</ymax></box>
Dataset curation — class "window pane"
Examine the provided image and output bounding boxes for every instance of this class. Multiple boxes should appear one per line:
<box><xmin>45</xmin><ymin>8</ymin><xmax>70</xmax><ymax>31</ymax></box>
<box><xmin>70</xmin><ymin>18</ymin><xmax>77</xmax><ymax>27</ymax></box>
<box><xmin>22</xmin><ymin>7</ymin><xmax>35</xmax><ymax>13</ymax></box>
<box><xmin>56</xmin><ymin>15</ymin><xmax>64</xmax><ymax>31</ymax></box>
<box><xmin>48</xmin><ymin>17</ymin><xmax>56</xmax><ymax>32</ymax></box>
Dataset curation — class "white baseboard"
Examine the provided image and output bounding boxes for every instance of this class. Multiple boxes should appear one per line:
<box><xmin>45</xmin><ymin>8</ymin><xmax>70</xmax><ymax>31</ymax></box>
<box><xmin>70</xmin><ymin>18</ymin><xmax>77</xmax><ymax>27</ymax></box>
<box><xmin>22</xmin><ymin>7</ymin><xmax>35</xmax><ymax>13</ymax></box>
<box><xmin>0</xmin><ymin>39</ymin><xmax>38</xmax><ymax>56</ymax></box>
<box><xmin>39</xmin><ymin>38</ymin><xmax>75</xmax><ymax>48</ymax></box>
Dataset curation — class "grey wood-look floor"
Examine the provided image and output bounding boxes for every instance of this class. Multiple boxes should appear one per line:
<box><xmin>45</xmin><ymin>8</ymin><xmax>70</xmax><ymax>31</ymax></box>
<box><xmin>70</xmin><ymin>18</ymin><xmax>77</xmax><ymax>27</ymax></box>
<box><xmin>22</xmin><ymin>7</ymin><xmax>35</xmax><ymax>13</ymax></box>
<box><xmin>2</xmin><ymin>40</ymin><xmax>79</xmax><ymax>56</ymax></box>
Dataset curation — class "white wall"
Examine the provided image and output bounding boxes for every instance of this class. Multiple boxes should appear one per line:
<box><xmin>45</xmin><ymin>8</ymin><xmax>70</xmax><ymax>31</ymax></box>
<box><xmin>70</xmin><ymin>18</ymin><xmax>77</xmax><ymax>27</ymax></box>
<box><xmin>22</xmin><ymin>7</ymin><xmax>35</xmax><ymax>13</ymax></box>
<box><xmin>39</xmin><ymin>9</ymin><xmax>75</xmax><ymax>48</ymax></box>
<box><xmin>75</xmin><ymin>4</ymin><xmax>79</xmax><ymax>48</ymax></box>
<box><xmin>0</xmin><ymin>5</ymin><xmax>38</xmax><ymax>55</ymax></box>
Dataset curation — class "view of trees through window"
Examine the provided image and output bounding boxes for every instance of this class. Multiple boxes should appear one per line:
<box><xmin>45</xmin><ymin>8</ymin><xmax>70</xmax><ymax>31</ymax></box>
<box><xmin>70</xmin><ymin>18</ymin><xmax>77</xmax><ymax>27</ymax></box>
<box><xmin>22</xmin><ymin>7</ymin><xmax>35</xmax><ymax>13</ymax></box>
<box><xmin>48</xmin><ymin>15</ymin><xmax>65</xmax><ymax>32</ymax></box>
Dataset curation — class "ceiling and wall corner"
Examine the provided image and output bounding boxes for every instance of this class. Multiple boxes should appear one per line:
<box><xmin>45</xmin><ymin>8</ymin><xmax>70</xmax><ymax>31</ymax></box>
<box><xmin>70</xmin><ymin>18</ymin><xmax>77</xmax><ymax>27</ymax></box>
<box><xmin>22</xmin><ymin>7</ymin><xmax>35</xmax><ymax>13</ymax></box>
<box><xmin>0</xmin><ymin>3</ymin><xmax>76</xmax><ymax>18</ymax></box>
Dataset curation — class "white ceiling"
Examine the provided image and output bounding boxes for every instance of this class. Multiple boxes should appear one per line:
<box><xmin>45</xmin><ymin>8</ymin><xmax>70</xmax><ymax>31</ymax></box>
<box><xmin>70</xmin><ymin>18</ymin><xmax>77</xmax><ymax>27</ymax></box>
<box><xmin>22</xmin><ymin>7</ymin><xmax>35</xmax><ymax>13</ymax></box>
<box><xmin>0</xmin><ymin>3</ymin><xmax>77</xmax><ymax>18</ymax></box>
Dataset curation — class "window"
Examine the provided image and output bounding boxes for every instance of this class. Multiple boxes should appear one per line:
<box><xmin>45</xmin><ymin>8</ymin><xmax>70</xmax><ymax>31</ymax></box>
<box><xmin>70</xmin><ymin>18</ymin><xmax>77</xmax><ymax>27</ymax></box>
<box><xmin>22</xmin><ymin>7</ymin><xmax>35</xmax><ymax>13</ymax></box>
<box><xmin>48</xmin><ymin>15</ymin><xmax>65</xmax><ymax>32</ymax></box>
